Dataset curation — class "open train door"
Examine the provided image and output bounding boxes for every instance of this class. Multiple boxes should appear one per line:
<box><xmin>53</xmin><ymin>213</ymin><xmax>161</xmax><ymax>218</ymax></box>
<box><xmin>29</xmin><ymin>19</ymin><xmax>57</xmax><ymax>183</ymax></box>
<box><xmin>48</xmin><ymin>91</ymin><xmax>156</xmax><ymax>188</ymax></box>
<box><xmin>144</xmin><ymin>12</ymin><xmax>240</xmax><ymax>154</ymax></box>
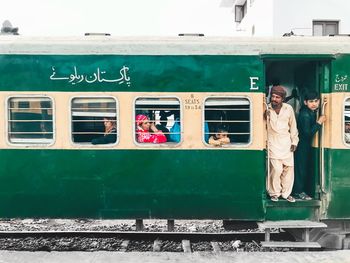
<box><xmin>316</xmin><ymin>61</ymin><xmax>331</xmax><ymax>206</ymax></box>
<box><xmin>262</xmin><ymin>55</ymin><xmax>333</xmax><ymax>220</ymax></box>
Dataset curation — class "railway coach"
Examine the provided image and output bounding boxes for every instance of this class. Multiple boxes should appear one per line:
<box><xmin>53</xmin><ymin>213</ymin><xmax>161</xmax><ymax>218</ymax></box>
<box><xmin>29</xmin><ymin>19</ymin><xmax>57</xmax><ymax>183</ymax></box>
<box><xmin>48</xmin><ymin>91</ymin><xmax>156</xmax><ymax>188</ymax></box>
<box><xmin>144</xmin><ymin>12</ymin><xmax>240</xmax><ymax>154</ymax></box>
<box><xmin>0</xmin><ymin>36</ymin><xmax>350</xmax><ymax>240</ymax></box>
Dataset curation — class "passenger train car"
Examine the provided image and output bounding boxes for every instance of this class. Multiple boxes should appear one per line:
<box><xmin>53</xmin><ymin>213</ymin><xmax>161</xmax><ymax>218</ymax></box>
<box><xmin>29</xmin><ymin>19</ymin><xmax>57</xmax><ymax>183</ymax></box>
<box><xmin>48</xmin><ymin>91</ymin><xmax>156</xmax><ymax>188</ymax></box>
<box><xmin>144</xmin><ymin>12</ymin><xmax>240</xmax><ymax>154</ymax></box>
<box><xmin>0</xmin><ymin>36</ymin><xmax>350</xmax><ymax>246</ymax></box>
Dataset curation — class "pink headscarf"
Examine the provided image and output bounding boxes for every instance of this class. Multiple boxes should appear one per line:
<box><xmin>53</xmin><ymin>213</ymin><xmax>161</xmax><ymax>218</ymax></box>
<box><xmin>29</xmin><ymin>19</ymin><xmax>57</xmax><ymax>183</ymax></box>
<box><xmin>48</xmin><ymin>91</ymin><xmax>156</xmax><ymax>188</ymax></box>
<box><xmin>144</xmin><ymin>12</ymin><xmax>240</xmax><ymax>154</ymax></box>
<box><xmin>135</xmin><ymin>114</ymin><xmax>148</xmax><ymax>126</ymax></box>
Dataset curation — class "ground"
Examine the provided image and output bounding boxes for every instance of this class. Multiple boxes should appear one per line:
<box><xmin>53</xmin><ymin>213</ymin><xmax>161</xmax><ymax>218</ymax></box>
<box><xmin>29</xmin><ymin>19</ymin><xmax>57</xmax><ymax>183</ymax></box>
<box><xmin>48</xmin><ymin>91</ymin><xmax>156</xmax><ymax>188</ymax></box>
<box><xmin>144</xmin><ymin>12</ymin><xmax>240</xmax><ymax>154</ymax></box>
<box><xmin>0</xmin><ymin>251</ymin><xmax>350</xmax><ymax>263</ymax></box>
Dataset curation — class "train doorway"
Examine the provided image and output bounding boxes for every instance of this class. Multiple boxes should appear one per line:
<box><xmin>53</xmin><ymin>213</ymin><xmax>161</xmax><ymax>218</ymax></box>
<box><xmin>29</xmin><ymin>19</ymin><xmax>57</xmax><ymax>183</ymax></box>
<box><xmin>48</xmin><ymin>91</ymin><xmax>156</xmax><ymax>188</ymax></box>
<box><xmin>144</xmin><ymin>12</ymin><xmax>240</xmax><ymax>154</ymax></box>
<box><xmin>264</xmin><ymin>58</ymin><xmax>331</xmax><ymax>201</ymax></box>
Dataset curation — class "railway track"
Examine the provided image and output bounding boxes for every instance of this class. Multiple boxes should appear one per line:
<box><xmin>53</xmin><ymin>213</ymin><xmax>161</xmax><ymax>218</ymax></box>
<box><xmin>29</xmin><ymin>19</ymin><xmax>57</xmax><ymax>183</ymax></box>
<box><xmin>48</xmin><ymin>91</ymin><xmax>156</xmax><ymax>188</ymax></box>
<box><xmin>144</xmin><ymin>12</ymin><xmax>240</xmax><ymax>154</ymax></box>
<box><xmin>0</xmin><ymin>230</ymin><xmax>294</xmax><ymax>252</ymax></box>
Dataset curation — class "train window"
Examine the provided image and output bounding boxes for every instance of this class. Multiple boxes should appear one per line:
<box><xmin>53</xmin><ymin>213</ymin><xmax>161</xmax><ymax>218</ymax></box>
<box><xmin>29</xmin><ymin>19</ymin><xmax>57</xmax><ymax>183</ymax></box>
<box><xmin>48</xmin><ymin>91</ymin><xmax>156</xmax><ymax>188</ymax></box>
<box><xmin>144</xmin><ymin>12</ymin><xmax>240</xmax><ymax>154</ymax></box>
<box><xmin>344</xmin><ymin>98</ymin><xmax>350</xmax><ymax>145</ymax></box>
<box><xmin>134</xmin><ymin>97</ymin><xmax>181</xmax><ymax>145</ymax></box>
<box><xmin>204</xmin><ymin>97</ymin><xmax>251</xmax><ymax>146</ymax></box>
<box><xmin>71</xmin><ymin>97</ymin><xmax>117</xmax><ymax>145</ymax></box>
<box><xmin>7</xmin><ymin>97</ymin><xmax>54</xmax><ymax>145</ymax></box>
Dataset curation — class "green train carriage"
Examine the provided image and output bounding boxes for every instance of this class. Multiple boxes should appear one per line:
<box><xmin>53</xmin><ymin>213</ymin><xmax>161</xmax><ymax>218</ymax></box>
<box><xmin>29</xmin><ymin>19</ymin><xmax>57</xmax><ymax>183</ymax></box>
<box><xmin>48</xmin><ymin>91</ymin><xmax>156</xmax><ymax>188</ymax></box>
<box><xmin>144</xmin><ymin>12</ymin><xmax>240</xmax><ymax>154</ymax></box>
<box><xmin>0</xmin><ymin>36</ymin><xmax>350</xmax><ymax>240</ymax></box>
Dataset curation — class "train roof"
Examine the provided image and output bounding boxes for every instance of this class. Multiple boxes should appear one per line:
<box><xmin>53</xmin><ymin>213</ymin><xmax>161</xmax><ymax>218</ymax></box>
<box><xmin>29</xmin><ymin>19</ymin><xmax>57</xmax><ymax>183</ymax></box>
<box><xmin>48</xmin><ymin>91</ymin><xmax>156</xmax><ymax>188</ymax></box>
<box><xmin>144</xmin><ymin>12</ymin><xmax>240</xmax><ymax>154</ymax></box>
<box><xmin>0</xmin><ymin>36</ymin><xmax>350</xmax><ymax>55</ymax></box>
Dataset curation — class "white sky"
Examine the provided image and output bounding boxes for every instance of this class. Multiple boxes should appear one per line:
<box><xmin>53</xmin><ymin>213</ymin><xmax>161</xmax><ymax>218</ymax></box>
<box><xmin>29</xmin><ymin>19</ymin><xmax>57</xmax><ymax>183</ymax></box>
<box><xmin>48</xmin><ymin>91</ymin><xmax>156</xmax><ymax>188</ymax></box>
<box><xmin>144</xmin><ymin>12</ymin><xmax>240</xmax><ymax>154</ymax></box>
<box><xmin>0</xmin><ymin>0</ymin><xmax>236</xmax><ymax>36</ymax></box>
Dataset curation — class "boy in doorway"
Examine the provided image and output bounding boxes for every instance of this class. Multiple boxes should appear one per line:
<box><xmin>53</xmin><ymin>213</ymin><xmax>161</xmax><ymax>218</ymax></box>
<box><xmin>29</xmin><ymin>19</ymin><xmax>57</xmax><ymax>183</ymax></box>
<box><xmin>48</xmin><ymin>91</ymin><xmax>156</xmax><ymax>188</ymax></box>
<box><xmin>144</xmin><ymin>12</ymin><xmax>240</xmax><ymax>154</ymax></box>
<box><xmin>293</xmin><ymin>91</ymin><xmax>326</xmax><ymax>200</ymax></box>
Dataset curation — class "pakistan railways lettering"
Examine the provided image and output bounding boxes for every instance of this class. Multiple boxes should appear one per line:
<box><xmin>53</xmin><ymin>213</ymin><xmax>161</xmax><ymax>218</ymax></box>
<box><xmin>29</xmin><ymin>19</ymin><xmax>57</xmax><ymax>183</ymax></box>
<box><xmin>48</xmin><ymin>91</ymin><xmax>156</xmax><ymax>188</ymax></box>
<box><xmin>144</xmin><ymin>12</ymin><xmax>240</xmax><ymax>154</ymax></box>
<box><xmin>50</xmin><ymin>65</ymin><xmax>261</xmax><ymax>91</ymax></box>
<box><xmin>49</xmin><ymin>65</ymin><xmax>131</xmax><ymax>87</ymax></box>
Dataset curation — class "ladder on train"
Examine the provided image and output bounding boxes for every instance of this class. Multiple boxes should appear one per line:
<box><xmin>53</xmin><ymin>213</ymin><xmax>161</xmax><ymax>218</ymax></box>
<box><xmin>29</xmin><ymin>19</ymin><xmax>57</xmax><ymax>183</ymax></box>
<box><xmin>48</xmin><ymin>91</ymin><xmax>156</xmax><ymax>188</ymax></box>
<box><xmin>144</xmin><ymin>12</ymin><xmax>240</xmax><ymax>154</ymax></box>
<box><xmin>258</xmin><ymin>220</ymin><xmax>327</xmax><ymax>250</ymax></box>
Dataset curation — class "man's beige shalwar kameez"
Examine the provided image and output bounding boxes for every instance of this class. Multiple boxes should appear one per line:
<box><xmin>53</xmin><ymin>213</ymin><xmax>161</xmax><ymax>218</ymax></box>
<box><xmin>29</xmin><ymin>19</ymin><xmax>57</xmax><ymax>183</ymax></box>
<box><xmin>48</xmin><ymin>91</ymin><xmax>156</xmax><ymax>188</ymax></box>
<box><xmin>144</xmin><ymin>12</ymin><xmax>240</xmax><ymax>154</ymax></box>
<box><xmin>267</xmin><ymin>103</ymin><xmax>299</xmax><ymax>198</ymax></box>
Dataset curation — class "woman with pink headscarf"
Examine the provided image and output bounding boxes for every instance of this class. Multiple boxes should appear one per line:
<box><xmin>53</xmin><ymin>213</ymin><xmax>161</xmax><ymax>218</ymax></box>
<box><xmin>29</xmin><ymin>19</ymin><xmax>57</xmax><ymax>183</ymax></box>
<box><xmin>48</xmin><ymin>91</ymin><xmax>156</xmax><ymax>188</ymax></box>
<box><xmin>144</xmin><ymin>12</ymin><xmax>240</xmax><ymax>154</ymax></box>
<box><xmin>135</xmin><ymin>114</ymin><xmax>167</xmax><ymax>143</ymax></box>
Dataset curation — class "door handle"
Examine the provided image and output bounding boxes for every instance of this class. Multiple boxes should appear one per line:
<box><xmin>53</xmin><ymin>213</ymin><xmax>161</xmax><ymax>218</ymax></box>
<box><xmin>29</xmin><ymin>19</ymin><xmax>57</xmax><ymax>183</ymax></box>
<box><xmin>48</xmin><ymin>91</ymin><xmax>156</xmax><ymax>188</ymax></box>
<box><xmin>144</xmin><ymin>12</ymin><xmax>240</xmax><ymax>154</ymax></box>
<box><xmin>264</xmin><ymin>102</ymin><xmax>270</xmax><ymax>189</ymax></box>
<box><xmin>320</xmin><ymin>99</ymin><xmax>328</xmax><ymax>194</ymax></box>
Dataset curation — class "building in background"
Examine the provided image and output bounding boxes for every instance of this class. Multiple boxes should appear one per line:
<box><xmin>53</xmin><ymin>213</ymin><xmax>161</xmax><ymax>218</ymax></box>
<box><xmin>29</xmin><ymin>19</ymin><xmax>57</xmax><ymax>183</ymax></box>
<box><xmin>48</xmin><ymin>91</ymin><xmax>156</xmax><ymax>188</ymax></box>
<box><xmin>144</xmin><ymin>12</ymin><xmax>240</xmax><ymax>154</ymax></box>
<box><xmin>228</xmin><ymin>0</ymin><xmax>350</xmax><ymax>36</ymax></box>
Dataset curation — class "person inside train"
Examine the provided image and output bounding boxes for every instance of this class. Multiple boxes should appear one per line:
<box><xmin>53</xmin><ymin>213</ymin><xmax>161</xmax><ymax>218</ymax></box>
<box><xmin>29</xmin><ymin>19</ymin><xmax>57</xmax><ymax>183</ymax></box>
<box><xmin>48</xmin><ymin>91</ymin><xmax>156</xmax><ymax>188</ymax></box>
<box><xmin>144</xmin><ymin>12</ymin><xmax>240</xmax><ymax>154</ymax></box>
<box><xmin>265</xmin><ymin>79</ymin><xmax>298</xmax><ymax>105</ymax></box>
<box><xmin>91</xmin><ymin>117</ymin><xmax>117</xmax><ymax>145</ymax></box>
<box><xmin>208</xmin><ymin>125</ymin><xmax>230</xmax><ymax>146</ymax></box>
<box><xmin>155</xmin><ymin>110</ymin><xmax>171</xmax><ymax>141</ymax></box>
<box><xmin>345</xmin><ymin>121</ymin><xmax>350</xmax><ymax>144</ymax></box>
<box><xmin>293</xmin><ymin>91</ymin><xmax>326</xmax><ymax>200</ymax></box>
<box><xmin>135</xmin><ymin>114</ymin><xmax>167</xmax><ymax>143</ymax></box>
<box><xmin>265</xmin><ymin>85</ymin><xmax>299</xmax><ymax>203</ymax></box>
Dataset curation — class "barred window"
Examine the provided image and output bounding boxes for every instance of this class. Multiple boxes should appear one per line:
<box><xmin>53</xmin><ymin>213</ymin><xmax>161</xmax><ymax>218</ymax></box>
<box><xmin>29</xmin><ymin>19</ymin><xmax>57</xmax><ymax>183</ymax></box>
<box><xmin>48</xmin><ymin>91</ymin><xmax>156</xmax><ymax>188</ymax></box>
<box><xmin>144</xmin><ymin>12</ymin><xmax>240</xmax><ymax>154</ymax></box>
<box><xmin>344</xmin><ymin>98</ymin><xmax>350</xmax><ymax>145</ymax></box>
<box><xmin>204</xmin><ymin>97</ymin><xmax>251</xmax><ymax>146</ymax></box>
<box><xmin>134</xmin><ymin>97</ymin><xmax>181</xmax><ymax>145</ymax></box>
<box><xmin>8</xmin><ymin>97</ymin><xmax>54</xmax><ymax>144</ymax></box>
<box><xmin>71</xmin><ymin>97</ymin><xmax>117</xmax><ymax>145</ymax></box>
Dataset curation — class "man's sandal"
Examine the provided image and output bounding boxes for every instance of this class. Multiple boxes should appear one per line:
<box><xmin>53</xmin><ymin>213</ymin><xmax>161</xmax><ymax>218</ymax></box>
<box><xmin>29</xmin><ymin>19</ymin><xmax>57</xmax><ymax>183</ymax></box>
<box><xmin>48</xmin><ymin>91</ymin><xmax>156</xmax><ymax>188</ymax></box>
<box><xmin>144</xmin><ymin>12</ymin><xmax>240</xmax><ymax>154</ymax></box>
<box><xmin>285</xmin><ymin>196</ymin><xmax>296</xmax><ymax>203</ymax></box>
<box><xmin>271</xmin><ymin>196</ymin><xmax>279</xmax><ymax>202</ymax></box>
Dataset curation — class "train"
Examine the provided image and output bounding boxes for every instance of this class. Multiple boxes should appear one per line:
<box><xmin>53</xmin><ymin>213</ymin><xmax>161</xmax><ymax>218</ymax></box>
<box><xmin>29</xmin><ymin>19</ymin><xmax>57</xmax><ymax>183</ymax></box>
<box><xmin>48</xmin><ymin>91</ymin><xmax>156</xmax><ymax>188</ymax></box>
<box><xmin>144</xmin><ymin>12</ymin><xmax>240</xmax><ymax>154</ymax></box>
<box><xmin>0</xmin><ymin>36</ymin><xmax>349</xmax><ymax>247</ymax></box>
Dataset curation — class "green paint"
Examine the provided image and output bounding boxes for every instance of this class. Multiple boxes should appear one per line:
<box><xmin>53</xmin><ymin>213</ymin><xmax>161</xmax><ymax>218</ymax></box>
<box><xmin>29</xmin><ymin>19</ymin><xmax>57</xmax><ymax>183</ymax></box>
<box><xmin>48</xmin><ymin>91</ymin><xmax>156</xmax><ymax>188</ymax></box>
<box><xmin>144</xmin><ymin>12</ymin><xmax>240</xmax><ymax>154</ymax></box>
<box><xmin>332</xmin><ymin>55</ymin><xmax>350</xmax><ymax>92</ymax></box>
<box><xmin>0</xmin><ymin>55</ymin><xmax>263</xmax><ymax>93</ymax></box>
<box><xmin>324</xmin><ymin>148</ymin><xmax>350</xmax><ymax>218</ymax></box>
<box><xmin>1</xmin><ymin>53</ymin><xmax>350</xmax><ymax>94</ymax></box>
<box><xmin>260</xmin><ymin>54</ymin><xmax>335</xmax><ymax>61</ymax></box>
<box><xmin>0</xmin><ymin>147</ymin><xmax>348</xmax><ymax>221</ymax></box>
<box><xmin>1</xmin><ymin>52</ymin><xmax>350</xmax><ymax>221</ymax></box>
<box><xmin>0</xmin><ymin>149</ymin><xmax>265</xmax><ymax>219</ymax></box>
<box><xmin>264</xmin><ymin>200</ymin><xmax>320</xmax><ymax>220</ymax></box>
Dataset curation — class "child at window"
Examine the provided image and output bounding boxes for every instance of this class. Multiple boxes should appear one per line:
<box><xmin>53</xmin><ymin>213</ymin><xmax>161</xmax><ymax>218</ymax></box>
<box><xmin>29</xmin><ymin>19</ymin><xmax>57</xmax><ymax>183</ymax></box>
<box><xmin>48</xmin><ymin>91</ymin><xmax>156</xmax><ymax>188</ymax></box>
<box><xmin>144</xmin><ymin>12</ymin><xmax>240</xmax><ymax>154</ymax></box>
<box><xmin>136</xmin><ymin>114</ymin><xmax>167</xmax><ymax>144</ymax></box>
<box><xmin>208</xmin><ymin>125</ymin><xmax>230</xmax><ymax>146</ymax></box>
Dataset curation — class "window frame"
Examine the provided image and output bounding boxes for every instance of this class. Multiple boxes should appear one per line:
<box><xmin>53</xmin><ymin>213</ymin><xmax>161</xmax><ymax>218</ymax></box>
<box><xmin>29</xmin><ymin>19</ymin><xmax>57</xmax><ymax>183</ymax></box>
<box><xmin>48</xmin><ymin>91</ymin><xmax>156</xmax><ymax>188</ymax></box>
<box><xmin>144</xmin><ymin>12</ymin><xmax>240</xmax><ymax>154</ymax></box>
<box><xmin>202</xmin><ymin>95</ymin><xmax>253</xmax><ymax>148</ymax></box>
<box><xmin>235</xmin><ymin>5</ymin><xmax>243</xmax><ymax>23</ymax></box>
<box><xmin>235</xmin><ymin>1</ymin><xmax>247</xmax><ymax>23</ymax></box>
<box><xmin>69</xmin><ymin>95</ymin><xmax>119</xmax><ymax>147</ymax></box>
<box><xmin>6</xmin><ymin>95</ymin><xmax>56</xmax><ymax>147</ymax></box>
<box><xmin>343</xmin><ymin>97</ymin><xmax>350</xmax><ymax>147</ymax></box>
<box><xmin>312</xmin><ymin>20</ymin><xmax>339</xmax><ymax>36</ymax></box>
<box><xmin>133</xmin><ymin>95</ymin><xmax>183</xmax><ymax>147</ymax></box>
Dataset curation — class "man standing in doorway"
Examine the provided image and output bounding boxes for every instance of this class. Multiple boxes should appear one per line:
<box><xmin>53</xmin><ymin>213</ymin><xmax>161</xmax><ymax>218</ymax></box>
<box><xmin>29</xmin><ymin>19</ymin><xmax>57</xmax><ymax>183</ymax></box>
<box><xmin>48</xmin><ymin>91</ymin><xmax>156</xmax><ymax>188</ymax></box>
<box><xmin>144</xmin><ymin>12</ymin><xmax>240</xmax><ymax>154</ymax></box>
<box><xmin>266</xmin><ymin>86</ymin><xmax>299</xmax><ymax>202</ymax></box>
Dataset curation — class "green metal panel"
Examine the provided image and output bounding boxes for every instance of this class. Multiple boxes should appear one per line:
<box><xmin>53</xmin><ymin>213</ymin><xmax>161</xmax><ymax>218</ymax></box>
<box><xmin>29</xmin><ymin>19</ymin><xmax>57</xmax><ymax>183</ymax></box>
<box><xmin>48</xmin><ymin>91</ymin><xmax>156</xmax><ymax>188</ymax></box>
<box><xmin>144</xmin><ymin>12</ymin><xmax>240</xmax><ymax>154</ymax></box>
<box><xmin>325</xmin><ymin>148</ymin><xmax>350</xmax><ymax>218</ymax></box>
<box><xmin>265</xmin><ymin>200</ymin><xmax>320</xmax><ymax>221</ymax></box>
<box><xmin>0</xmin><ymin>55</ymin><xmax>263</xmax><ymax>93</ymax></box>
<box><xmin>317</xmin><ymin>61</ymin><xmax>331</xmax><ymax>94</ymax></box>
<box><xmin>0</xmin><ymin>149</ymin><xmax>265</xmax><ymax>219</ymax></box>
<box><xmin>261</xmin><ymin>54</ymin><xmax>335</xmax><ymax>61</ymax></box>
<box><xmin>331</xmin><ymin>54</ymin><xmax>350</xmax><ymax>93</ymax></box>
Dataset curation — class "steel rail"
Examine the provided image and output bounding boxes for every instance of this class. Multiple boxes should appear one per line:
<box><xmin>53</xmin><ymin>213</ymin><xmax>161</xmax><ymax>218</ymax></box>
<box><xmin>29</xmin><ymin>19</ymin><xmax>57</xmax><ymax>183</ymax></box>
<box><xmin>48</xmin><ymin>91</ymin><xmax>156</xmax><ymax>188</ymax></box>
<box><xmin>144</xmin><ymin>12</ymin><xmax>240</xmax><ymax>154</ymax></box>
<box><xmin>0</xmin><ymin>230</ymin><xmax>292</xmax><ymax>242</ymax></box>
